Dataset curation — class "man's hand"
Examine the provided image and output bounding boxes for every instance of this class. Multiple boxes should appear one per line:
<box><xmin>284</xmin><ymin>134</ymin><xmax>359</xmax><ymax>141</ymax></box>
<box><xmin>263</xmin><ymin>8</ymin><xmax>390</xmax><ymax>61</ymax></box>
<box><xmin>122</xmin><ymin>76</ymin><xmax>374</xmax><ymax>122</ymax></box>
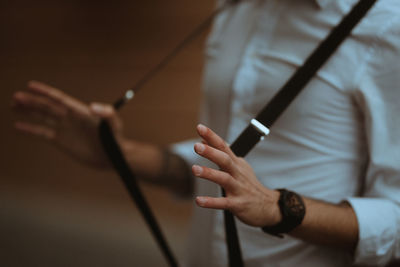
<box><xmin>192</xmin><ymin>124</ymin><xmax>281</xmax><ymax>227</ymax></box>
<box><xmin>192</xmin><ymin>124</ymin><xmax>359</xmax><ymax>252</ymax></box>
<box><xmin>12</xmin><ymin>80</ymin><xmax>124</xmax><ymax>168</ymax></box>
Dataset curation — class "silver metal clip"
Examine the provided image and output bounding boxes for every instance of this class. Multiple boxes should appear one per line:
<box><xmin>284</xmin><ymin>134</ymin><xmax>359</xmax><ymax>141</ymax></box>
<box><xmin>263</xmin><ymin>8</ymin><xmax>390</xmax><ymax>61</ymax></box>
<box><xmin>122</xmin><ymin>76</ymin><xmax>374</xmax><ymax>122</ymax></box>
<box><xmin>250</xmin><ymin>119</ymin><xmax>270</xmax><ymax>141</ymax></box>
<box><xmin>125</xmin><ymin>90</ymin><xmax>135</xmax><ymax>101</ymax></box>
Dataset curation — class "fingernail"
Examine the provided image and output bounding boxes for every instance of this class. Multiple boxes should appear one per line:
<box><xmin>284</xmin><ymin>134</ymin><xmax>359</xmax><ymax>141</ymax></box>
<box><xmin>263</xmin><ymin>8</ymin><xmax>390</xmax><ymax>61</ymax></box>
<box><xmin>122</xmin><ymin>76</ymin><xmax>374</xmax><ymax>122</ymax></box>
<box><xmin>192</xmin><ymin>165</ymin><xmax>203</xmax><ymax>176</ymax></box>
<box><xmin>196</xmin><ymin>197</ymin><xmax>206</xmax><ymax>206</ymax></box>
<box><xmin>195</xmin><ymin>143</ymin><xmax>205</xmax><ymax>153</ymax></box>
<box><xmin>197</xmin><ymin>124</ymin><xmax>207</xmax><ymax>135</ymax></box>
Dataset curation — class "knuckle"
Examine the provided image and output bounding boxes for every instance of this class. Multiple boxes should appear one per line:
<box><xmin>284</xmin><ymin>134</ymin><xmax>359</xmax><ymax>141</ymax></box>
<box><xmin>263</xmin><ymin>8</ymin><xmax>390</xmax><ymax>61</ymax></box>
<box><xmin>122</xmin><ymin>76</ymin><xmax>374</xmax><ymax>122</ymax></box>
<box><xmin>104</xmin><ymin>104</ymin><xmax>116</xmax><ymax>117</ymax></box>
<box><xmin>232</xmin><ymin>199</ymin><xmax>244</xmax><ymax>214</ymax></box>
<box><xmin>52</xmin><ymin>87</ymin><xmax>66</xmax><ymax>97</ymax></box>
<box><xmin>52</xmin><ymin>90</ymin><xmax>63</xmax><ymax>99</ymax></box>
<box><xmin>107</xmin><ymin>105</ymin><xmax>115</xmax><ymax>114</ymax></box>
<box><xmin>217</xmin><ymin>139</ymin><xmax>226</xmax><ymax>150</ymax></box>
<box><xmin>222</xmin><ymin>155</ymin><xmax>233</xmax><ymax>169</ymax></box>
<box><xmin>219</xmin><ymin>174</ymin><xmax>228</xmax><ymax>184</ymax></box>
<box><xmin>220</xmin><ymin>174</ymin><xmax>232</xmax><ymax>187</ymax></box>
<box><xmin>202</xmin><ymin>167</ymin><xmax>210</xmax><ymax>177</ymax></box>
<box><xmin>224</xmin><ymin>198</ymin><xmax>234</xmax><ymax>210</ymax></box>
<box><xmin>237</xmin><ymin>157</ymin><xmax>246</xmax><ymax>164</ymax></box>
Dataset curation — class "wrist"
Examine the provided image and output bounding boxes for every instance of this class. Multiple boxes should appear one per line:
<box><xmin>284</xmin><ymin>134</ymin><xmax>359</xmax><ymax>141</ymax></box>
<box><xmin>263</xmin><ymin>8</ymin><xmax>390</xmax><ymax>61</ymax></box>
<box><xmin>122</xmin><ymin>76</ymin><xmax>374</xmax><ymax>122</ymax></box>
<box><xmin>267</xmin><ymin>189</ymin><xmax>282</xmax><ymax>226</ymax></box>
<box><xmin>261</xmin><ymin>189</ymin><xmax>306</xmax><ymax>237</ymax></box>
<box><xmin>117</xmin><ymin>139</ymin><xmax>146</xmax><ymax>174</ymax></box>
<box><xmin>119</xmin><ymin>138</ymin><xmax>138</xmax><ymax>159</ymax></box>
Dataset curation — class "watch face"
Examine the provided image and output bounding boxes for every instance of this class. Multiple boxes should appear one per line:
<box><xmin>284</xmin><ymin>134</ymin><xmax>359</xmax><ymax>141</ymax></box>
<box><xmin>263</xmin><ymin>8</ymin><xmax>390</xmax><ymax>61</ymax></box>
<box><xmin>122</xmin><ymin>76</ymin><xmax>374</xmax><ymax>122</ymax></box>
<box><xmin>280</xmin><ymin>190</ymin><xmax>305</xmax><ymax>220</ymax></box>
<box><xmin>262</xmin><ymin>189</ymin><xmax>305</xmax><ymax>236</ymax></box>
<box><xmin>285</xmin><ymin>192</ymin><xmax>306</xmax><ymax>215</ymax></box>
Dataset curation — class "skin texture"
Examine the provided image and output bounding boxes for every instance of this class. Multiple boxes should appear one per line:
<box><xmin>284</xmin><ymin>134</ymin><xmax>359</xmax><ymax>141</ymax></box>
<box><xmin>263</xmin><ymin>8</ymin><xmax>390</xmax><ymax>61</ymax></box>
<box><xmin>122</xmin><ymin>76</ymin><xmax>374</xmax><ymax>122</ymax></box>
<box><xmin>13</xmin><ymin>81</ymin><xmax>359</xmax><ymax>254</ymax></box>
<box><xmin>12</xmin><ymin>81</ymin><xmax>192</xmax><ymax>195</ymax></box>
<box><xmin>192</xmin><ymin>124</ymin><xmax>359</xmax><ymax>253</ymax></box>
<box><xmin>13</xmin><ymin>81</ymin><xmax>115</xmax><ymax>168</ymax></box>
<box><xmin>192</xmin><ymin>124</ymin><xmax>282</xmax><ymax>227</ymax></box>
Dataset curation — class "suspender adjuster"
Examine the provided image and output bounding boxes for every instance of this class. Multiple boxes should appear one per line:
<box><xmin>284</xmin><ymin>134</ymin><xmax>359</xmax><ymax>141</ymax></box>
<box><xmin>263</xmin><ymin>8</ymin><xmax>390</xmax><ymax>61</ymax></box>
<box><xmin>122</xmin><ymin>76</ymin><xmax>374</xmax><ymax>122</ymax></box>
<box><xmin>250</xmin><ymin>119</ymin><xmax>270</xmax><ymax>140</ymax></box>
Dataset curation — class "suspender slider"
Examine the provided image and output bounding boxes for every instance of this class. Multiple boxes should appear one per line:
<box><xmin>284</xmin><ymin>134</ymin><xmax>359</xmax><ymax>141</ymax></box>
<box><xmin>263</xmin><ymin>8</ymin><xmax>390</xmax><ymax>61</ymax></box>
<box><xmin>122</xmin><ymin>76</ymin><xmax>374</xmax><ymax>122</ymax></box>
<box><xmin>250</xmin><ymin>119</ymin><xmax>270</xmax><ymax>140</ymax></box>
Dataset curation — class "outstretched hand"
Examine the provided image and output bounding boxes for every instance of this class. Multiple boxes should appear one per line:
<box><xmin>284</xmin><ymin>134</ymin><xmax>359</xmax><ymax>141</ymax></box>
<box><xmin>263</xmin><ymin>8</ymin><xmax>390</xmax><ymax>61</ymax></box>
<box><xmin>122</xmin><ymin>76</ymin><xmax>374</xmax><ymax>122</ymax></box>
<box><xmin>192</xmin><ymin>124</ymin><xmax>281</xmax><ymax>227</ymax></box>
<box><xmin>12</xmin><ymin>81</ymin><xmax>124</xmax><ymax>168</ymax></box>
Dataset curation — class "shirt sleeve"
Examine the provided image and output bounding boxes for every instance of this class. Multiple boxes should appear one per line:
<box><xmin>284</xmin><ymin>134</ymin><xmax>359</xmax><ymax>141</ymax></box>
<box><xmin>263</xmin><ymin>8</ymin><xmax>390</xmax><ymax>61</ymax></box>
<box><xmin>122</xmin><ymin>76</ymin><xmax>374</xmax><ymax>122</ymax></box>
<box><xmin>346</xmin><ymin>17</ymin><xmax>400</xmax><ymax>266</ymax></box>
<box><xmin>169</xmin><ymin>138</ymin><xmax>200</xmax><ymax>167</ymax></box>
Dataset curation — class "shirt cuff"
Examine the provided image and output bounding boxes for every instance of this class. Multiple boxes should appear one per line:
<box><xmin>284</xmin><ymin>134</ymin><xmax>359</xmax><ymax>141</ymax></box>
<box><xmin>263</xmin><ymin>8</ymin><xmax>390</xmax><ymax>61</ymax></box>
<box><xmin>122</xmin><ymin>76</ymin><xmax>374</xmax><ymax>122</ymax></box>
<box><xmin>346</xmin><ymin>197</ymin><xmax>399</xmax><ymax>266</ymax></box>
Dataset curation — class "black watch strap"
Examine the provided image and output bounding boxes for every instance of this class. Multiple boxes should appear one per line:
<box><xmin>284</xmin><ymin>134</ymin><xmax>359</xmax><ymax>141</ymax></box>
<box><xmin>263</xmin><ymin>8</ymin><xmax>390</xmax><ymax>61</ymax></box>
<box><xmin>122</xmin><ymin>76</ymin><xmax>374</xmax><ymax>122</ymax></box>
<box><xmin>262</xmin><ymin>189</ymin><xmax>306</xmax><ymax>238</ymax></box>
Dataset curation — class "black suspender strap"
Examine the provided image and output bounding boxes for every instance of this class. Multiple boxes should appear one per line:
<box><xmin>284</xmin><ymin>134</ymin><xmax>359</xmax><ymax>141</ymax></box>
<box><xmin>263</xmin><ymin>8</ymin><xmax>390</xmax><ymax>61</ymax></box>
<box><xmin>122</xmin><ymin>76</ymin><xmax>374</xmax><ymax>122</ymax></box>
<box><xmin>97</xmin><ymin>3</ymin><xmax>236</xmax><ymax>267</ymax></box>
<box><xmin>98</xmin><ymin>0</ymin><xmax>376</xmax><ymax>267</ymax></box>
<box><xmin>99</xmin><ymin>121</ymin><xmax>178</xmax><ymax>267</ymax></box>
<box><xmin>225</xmin><ymin>0</ymin><xmax>377</xmax><ymax>266</ymax></box>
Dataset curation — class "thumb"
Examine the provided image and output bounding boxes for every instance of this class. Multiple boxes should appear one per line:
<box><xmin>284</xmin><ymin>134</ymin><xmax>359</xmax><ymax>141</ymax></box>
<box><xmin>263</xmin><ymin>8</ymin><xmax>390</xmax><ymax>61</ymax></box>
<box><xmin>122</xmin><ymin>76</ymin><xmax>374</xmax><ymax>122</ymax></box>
<box><xmin>90</xmin><ymin>102</ymin><xmax>122</xmax><ymax>132</ymax></box>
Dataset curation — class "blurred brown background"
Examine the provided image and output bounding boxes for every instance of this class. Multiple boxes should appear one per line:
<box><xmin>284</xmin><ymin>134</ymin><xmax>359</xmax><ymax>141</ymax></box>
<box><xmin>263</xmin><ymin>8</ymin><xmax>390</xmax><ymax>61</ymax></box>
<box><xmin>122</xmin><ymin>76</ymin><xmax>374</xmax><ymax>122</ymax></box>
<box><xmin>0</xmin><ymin>0</ymin><xmax>215</xmax><ymax>266</ymax></box>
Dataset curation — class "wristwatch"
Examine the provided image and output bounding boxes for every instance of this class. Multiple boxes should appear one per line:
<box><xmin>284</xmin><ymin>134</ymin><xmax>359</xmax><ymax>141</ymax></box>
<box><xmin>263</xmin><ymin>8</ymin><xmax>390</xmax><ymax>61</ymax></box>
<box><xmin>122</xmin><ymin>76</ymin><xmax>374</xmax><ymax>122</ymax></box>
<box><xmin>261</xmin><ymin>189</ymin><xmax>306</xmax><ymax>238</ymax></box>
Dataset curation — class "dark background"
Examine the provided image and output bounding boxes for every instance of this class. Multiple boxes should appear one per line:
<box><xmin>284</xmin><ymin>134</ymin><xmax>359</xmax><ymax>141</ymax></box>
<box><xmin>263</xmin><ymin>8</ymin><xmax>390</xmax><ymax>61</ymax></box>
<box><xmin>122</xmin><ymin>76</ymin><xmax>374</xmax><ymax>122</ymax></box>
<box><xmin>1</xmin><ymin>1</ymin><xmax>215</xmax><ymax>266</ymax></box>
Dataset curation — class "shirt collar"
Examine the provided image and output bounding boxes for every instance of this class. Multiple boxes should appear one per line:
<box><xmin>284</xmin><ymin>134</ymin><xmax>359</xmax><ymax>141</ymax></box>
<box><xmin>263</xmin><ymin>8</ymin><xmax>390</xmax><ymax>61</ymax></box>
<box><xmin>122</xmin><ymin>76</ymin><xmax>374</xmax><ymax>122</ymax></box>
<box><xmin>314</xmin><ymin>0</ymin><xmax>331</xmax><ymax>9</ymax></box>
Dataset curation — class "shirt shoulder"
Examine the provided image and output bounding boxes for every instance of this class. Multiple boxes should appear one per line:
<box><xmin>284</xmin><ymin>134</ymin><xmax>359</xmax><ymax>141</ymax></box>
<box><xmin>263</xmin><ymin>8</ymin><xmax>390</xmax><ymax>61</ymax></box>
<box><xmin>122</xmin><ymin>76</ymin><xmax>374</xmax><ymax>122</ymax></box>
<box><xmin>351</xmin><ymin>0</ymin><xmax>400</xmax><ymax>77</ymax></box>
<box><xmin>357</xmin><ymin>0</ymin><xmax>400</xmax><ymax>42</ymax></box>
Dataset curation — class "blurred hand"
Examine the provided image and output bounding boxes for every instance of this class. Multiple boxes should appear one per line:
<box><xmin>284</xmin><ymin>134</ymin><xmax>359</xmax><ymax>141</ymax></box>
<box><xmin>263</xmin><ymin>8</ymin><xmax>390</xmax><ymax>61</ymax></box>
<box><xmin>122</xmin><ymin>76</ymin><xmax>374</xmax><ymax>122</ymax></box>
<box><xmin>12</xmin><ymin>80</ymin><xmax>124</xmax><ymax>168</ymax></box>
<box><xmin>192</xmin><ymin>124</ymin><xmax>281</xmax><ymax>227</ymax></box>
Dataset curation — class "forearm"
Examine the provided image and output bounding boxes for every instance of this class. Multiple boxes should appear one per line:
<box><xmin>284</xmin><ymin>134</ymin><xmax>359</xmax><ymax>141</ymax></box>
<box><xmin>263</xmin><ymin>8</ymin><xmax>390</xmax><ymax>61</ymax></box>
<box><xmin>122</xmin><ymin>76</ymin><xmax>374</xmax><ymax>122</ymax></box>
<box><xmin>120</xmin><ymin>139</ymin><xmax>193</xmax><ymax>196</ymax></box>
<box><xmin>288</xmin><ymin>196</ymin><xmax>359</xmax><ymax>253</ymax></box>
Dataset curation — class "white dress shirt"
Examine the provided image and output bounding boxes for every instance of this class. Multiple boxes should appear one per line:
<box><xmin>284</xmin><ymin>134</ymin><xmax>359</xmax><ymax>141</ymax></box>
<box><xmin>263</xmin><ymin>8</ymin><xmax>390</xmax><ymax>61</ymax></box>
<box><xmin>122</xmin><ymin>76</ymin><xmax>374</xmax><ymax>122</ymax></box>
<box><xmin>172</xmin><ymin>0</ymin><xmax>400</xmax><ymax>266</ymax></box>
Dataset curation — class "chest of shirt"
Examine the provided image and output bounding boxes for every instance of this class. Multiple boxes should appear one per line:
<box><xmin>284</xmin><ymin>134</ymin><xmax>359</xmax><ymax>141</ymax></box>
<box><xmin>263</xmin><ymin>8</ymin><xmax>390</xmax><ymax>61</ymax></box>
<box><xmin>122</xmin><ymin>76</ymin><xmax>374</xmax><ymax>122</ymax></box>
<box><xmin>203</xmin><ymin>0</ymin><xmax>375</xmax><ymax>144</ymax></box>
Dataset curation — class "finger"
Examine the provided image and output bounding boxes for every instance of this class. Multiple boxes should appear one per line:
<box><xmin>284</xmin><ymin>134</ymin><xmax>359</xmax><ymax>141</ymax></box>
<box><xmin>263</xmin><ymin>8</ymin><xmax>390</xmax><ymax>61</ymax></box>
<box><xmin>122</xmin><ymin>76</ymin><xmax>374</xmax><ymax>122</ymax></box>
<box><xmin>90</xmin><ymin>102</ymin><xmax>122</xmax><ymax>131</ymax></box>
<box><xmin>194</xmin><ymin>143</ymin><xmax>235</xmax><ymax>172</ymax></box>
<box><xmin>13</xmin><ymin>91</ymin><xmax>67</xmax><ymax>120</ymax></box>
<box><xmin>15</xmin><ymin>121</ymin><xmax>56</xmax><ymax>140</ymax></box>
<box><xmin>26</xmin><ymin>80</ymin><xmax>88</xmax><ymax>115</ymax></box>
<box><xmin>90</xmin><ymin>102</ymin><xmax>115</xmax><ymax>117</ymax></box>
<box><xmin>192</xmin><ymin>165</ymin><xmax>235</xmax><ymax>191</ymax></box>
<box><xmin>196</xmin><ymin>124</ymin><xmax>235</xmax><ymax>159</ymax></box>
<box><xmin>26</xmin><ymin>80</ymin><xmax>69</xmax><ymax>103</ymax></box>
<box><xmin>13</xmin><ymin>106</ymin><xmax>58</xmax><ymax>127</ymax></box>
<box><xmin>196</xmin><ymin>196</ymin><xmax>232</xmax><ymax>210</ymax></box>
